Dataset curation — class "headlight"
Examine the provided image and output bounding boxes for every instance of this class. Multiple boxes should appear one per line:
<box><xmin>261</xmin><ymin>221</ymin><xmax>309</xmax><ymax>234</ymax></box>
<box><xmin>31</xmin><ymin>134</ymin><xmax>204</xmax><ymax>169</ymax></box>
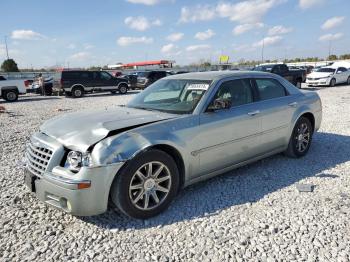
<box><xmin>66</xmin><ymin>151</ymin><xmax>92</xmax><ymax>171</ymax></box>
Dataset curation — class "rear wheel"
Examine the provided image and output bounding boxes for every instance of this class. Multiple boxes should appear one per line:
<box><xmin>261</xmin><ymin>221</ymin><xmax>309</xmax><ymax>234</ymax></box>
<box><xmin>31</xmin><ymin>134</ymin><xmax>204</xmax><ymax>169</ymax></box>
<box><xmin>3</xmin><ymin>90</ymin><xmax>18</xmax><ymax>102</ymax></box>
<box><xmin>71</xmin><ymin>86</ymin><xmax>84</xmax><ymax>98</ymax></box>
<box><xmin>329</xmin><ymin>78</ymin><xmax>336</xmax><ymax>87</ymax></box>
<box><xmin>118</xmin><ymin>84</ymin><xmax>128</xmax><ymax>94</ymax></box>
<box><xmin>284</xmin><ymin>117</ymin><xmax>313</xmax><ymax>158</ymax></box>
<box><xmin>110</xmin><ymin>149</ymin><xmax>179</xmax><ymax>219</ymax></box>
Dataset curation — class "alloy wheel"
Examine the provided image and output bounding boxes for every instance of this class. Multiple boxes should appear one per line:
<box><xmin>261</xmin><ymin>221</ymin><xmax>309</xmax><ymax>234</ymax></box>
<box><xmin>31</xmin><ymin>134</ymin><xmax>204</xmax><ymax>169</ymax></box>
<box><xmin>129</xmin><ymin>161</ymin><xmax>172</xmax><ymax>211</ymax></box>
<box><xmin>295</xmin><ymin>123</ymin><xmax>310</xmax><ymax>153</ymax></box>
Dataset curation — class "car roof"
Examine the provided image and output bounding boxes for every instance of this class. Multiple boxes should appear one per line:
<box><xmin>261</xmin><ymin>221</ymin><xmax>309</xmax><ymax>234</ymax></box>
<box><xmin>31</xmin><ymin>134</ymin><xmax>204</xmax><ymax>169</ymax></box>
<box><xmin>165</xmin><ymin>70</ymin><xmax>274</xmax><ymax>81</ymax></box>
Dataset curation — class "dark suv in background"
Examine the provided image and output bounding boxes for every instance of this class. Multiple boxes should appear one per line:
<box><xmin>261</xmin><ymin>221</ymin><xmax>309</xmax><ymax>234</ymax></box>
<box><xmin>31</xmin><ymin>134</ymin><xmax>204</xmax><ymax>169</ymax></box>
<box><xmin>253</xmin><ymin>64</ymin><xmax>306</xmax><ymax>88</ymax></box>
<box><xmin>136</xmin><ymin>71</ymin><xmax>168</xmax><ymax>89</ymax></box>
<box><xmin>54</xmin><ymin>70</ymin><xmax>129</xmax><ymax>98</ymax></box>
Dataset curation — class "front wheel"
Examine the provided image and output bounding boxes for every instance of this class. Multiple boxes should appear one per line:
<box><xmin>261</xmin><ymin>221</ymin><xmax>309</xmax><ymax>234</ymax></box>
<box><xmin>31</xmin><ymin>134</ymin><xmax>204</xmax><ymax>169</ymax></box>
<box><xmin>284</xmin><ymin>117</ymin><xmax>313</xmax><ymax>158</ymax></box>
<box><xmin>329</xmin><ymin>78</ymin><xmax>336</xmax><ymax>87</ymax></box>
<box><xmin>110</xmin><ymin>149</ymin><xmax>179</xmax><ymax>219</ymax></box>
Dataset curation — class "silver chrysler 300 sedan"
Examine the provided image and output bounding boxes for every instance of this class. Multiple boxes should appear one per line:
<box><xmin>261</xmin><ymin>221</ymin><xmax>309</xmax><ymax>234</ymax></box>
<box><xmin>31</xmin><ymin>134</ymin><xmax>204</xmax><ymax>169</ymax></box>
<box><xmin>24</xmin><ymin>71</ymin><xmax>322</xmax><ymax>219</ymax></box>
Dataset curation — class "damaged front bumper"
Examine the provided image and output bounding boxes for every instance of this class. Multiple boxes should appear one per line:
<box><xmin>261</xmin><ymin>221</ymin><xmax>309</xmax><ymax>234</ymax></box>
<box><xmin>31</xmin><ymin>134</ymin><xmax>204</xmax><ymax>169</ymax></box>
<box><xmin>24</xmin><ymin>163</ymin><xmax>124</xmax><ymax>216</ymax></box>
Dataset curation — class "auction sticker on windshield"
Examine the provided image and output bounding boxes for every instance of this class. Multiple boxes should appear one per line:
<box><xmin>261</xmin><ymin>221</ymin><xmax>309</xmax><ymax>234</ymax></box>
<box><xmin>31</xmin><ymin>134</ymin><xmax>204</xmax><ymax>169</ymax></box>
<box><xmin>187</xmin><ymin>83</ymin><xmax>209</xmax><ymax>90</ymax></box>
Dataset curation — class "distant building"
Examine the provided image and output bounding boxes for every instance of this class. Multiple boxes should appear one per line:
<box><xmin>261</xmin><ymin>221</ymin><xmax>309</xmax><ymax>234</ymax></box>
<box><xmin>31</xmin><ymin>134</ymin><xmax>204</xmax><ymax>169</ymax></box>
<box><xmin>107</xmin><ymin>60</ymin><xmax>175</xmax><ymax>70</ymax></box>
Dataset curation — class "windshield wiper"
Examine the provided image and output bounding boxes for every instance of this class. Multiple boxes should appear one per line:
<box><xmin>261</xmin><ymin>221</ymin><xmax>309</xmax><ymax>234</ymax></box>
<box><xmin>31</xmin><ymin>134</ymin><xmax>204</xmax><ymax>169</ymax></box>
<box><xmin>132</xmin><ymin>106</ymin><xmax>157</xmax><ymax>112</ymax></box>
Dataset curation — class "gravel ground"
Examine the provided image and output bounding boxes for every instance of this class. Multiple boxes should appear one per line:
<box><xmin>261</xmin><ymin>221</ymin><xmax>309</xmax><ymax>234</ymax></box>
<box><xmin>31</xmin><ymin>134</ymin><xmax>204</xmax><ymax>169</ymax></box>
<box><xmin>1</xmin><ymin>85</ymin><xmax>350</xmax><ymax>262</ymax></box>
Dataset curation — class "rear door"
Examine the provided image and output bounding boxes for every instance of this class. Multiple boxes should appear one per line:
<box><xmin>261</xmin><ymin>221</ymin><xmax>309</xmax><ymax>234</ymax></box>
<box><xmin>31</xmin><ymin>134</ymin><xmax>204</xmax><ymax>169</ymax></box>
<box><xmin>79</xmin><ymin>71</ymin><xmax>93</xmax><ymax>91</ymax></box>
<box><xmin>252</xmin><ymin>77</ymin><xmax>299</xmax><ymax>154</ymax></box>
<box><xmin>195</xmin><ymin>78</ymin><xmax>262</xmax><ymax>176</ymax></box>
<box><xmin>336</xmin><ymin>67</ymin><xmax>348</xmax><ymax>83</ymax></box>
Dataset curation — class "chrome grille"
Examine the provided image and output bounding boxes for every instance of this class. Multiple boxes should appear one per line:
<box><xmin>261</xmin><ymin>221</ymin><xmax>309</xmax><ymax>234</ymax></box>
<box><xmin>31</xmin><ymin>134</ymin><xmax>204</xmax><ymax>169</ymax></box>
<box><xmin>26</xmin><ymin>141</ymin><xmax>53</xmax><ymax>176</ymax></box>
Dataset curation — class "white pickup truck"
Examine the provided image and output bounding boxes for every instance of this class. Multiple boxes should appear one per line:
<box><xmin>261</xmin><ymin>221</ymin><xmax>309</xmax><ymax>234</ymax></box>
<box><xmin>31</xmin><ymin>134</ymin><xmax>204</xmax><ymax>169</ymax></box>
<box><xmin>0</xmin><ymin>75</ymin><xmax>27</xmax><ymax>102</ymax></box>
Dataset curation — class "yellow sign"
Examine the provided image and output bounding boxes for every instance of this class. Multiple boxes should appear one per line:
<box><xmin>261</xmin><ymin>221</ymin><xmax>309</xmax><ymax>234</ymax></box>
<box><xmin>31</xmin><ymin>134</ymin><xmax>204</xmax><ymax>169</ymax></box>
<box><xmin>219</xmin><ymin>55</ymin><xmax>230</xmax><ymax>63</ymax></box>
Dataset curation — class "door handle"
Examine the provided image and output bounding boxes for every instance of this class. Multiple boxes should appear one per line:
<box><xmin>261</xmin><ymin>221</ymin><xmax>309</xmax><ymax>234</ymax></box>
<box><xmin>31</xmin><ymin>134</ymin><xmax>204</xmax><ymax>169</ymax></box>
<box><xmin>247</xmin><ymin>110</ymin><xmax>260</xmax><ymax>116</ymax></box>
<box><xmin>288</xmin><ymin>102</ymin><xmax>298</xmax><ymax>107</ymax></box>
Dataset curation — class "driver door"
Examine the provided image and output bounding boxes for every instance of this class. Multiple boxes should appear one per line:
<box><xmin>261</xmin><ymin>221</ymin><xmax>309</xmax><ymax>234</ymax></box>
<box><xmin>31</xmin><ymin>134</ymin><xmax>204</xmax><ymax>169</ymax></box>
<box><xmin>195</xmin><ymin>78</ymin><xmax>262</xmax><ymax>176</ymax></box>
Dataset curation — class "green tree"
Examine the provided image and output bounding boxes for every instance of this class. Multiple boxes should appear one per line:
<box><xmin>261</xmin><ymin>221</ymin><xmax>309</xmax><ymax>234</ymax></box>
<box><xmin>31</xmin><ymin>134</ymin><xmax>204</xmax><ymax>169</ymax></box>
<box><xmin>1</xmin><ymin>59</ymin><xmax>19</xmax><ymax>72</ymax></box>
<box><xmin>327</xmin><ymin>55</ymin><xmax>338</xmax><ymax>61</ymax></box>
<box><xmin>339</xmin><ymin>54</ymin><xmax>350</xmax><ymax>60</ymax></box>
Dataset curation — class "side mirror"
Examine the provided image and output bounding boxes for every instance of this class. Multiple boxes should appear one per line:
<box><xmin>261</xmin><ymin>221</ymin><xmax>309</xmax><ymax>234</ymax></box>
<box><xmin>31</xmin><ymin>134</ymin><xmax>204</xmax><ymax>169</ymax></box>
<box><xmin>208</xmin><ymin>98</ymin><xmax>231</xmax><ymax>111</ymax></box>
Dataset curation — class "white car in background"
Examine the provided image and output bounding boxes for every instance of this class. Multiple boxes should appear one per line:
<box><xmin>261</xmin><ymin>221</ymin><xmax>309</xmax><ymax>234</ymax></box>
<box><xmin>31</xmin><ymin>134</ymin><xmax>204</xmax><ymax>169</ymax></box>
<box><xmin>0</xmin><ymin>75</ymin><xmax>27</xmax><ymax>102</ymax></box>
<box><xmin>306</xmin><ymin>66</ymin><xmax>350</xmax><ymax>87</ymax></box>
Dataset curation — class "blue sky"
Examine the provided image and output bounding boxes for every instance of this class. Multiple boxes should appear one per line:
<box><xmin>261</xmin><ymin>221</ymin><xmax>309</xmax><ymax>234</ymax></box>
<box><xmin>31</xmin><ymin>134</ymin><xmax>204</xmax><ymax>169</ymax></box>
<box><xmin>0</xmin><ymin>0</ymin><xmax>349</xmax><ymax>68</ymax></box>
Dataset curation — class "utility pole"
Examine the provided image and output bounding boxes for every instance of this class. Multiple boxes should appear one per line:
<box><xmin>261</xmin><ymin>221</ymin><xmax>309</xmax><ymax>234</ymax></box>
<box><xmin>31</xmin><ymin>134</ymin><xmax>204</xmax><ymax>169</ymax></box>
<box><xmin>328</xmin><ymin>40</ymin><xmax>332</xmax><ymax>59</ymax></box>
<box><xmin>261</xmin><ymin>37</ymin><xmax>265</xmax><ymax>63</ymax></box>
<box><xmin>4</xmin><ymin>36</ymin><xmax>9</xmax><ymax>60</ymax></box>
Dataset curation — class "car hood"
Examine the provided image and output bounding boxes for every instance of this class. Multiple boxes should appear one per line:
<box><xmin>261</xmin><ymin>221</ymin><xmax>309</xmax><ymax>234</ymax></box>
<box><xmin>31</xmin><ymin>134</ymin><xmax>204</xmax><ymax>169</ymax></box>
<box><xmin>308</xmin><ymin>72</ymin><xmax>334</xmax><ymax>78</ymax></box>
<box><xmin>40</xmin><ymin>106</ymin><xmax>178</xmax><ymax>152</ymax></box>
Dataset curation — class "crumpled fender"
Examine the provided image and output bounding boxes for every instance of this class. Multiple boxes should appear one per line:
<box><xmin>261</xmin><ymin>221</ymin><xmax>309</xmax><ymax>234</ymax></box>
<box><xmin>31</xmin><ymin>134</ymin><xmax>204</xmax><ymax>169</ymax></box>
<box><xmin>91</xmin><ymin>129</ymin><xmax>186</xmax><ymax>167</ymax></box>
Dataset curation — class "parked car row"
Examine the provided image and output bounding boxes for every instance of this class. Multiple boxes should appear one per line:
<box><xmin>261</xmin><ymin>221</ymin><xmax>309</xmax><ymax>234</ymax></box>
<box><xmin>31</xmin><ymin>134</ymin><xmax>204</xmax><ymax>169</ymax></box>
<box><xmin>2</xmin><ymin>63</ymin><xmax>349</xmax><ymax>102</ymax></box>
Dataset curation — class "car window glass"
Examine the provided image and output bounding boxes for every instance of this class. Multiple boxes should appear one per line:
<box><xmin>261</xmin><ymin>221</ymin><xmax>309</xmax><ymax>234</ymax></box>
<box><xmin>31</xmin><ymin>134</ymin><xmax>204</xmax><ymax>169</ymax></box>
<box><xmin>273</xmin><ymin>66</ymin><xmax>281</xmax><ymax>73</ymax></box>
<box><xmin>100</xmin><ymin>72</ymin><xmax>112</xmax><ymax>80</ymax></box>
<box><xmin>255</xmin><ymin>78</ymin><xmax>286</xmax><ymax>101</ymax></box>
<box><xmin>64</xmin><ymin>72</ymin><xmax>80</xmax><ymax>79</ymax></box>
<box><xmin>80</xmin><ymin>72</ymin><xmax>90</xmax><ymax>78</ymax></box>
<box><xmin>280</xmin><ymin>65</ymin><xmax>288</xmax><ymax>73</ymax></box>
<box><xmin>338</xmin><ymin>67</ymin><xmax>347</xmax><ymax>73</ymax></box>
<box><xmin>212</xmin><ymin>79</ymin><xmax>254</xmax><ymax>108</ymax></box>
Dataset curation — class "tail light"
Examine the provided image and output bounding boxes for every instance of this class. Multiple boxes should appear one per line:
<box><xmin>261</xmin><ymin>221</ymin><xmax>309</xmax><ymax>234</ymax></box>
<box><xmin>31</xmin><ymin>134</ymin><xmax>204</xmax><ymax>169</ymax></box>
<box><xmin>24</xmin><ymin>80</ymin><xmax>30</xmax><ymax>87</ymax></box>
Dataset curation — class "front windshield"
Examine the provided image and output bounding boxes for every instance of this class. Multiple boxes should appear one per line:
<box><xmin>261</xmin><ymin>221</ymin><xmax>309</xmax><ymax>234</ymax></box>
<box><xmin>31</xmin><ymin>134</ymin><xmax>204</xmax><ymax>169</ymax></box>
<box><xmin>254</xmin><ymin>66</ymin><xmax>273</xmax><ymax>72</ymax></box>
<box><xmin>127</xmin><ymin>79</ymin><xmax>212</xmax><ymax>114</ymax></box>
<box><xmin>316</xmin><ymin>68</ymin><xmax>335</xmax><ymax>73</ymax></box>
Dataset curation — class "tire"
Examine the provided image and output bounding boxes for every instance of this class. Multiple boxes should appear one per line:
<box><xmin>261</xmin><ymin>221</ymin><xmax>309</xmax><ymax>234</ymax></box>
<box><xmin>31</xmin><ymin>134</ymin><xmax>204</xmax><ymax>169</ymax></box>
<box><xmin>295</xmin><ymin>79</ymin><xmax>302</xmax><ymax>89</ymax></box>
<box><xmin>71</xmin><ymin>86</ymin><xmax>84</xmax><ymax>98</ymax></box>
<box><xmin>110</xmin><ymin>149</ymin><xmax>179</xmax><ymax>219</ymax></box>
<box><xmin>347</xmin><ymin>77</ymin><xmax>350</xmax><ymax>85</ymax></box>
<box><xmin>329</xmin><ymin>78</ymin><xmax>336</xmax><ymax>87</ymax></box>
<box><xmin>45</xmin><ymin>86</ymin><xmax>53</xmax><ymax>96</ymax></box>
<box><xmin>284</xmin><ymin>117</ymin><xmax>313</xmax><ymax>158</ymax></box>
<box><xmin>118</xmin><ymin>84</ymin><xmax>128</xmax><ymax>94</ymax></box>
<box><xmin>3</xmin><ymin>90</ymin><xmax>18</xmax><ymax>102</ymax></box>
